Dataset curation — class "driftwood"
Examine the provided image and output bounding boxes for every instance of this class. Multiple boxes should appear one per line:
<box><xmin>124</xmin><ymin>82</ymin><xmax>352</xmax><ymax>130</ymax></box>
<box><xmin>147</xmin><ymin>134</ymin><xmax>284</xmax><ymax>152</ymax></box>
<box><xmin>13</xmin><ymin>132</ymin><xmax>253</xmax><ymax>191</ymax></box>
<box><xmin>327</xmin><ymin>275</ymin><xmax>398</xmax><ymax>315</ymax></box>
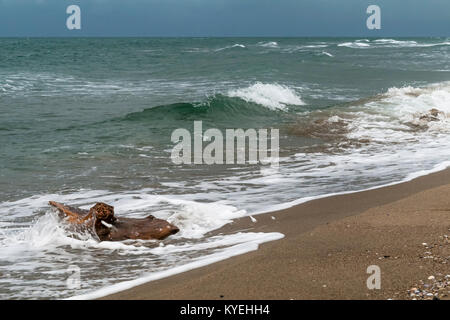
<box><xmin>49</xmin><ymin>201</ymin><xmax>179</xmax><ymax>241</ymax></box>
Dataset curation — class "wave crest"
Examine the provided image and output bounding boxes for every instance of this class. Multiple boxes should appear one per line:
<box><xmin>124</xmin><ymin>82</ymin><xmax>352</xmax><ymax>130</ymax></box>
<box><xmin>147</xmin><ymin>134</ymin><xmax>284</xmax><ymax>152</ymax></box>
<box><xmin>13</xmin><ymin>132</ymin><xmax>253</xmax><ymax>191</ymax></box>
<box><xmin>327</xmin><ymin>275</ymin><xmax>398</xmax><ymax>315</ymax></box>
<box><xmin>337</xmin><ymin>39</ymin><xmax>450</xmax><ymax>49</ymax></box>
<box><xmin>227</xmin><ymin>82</ymin><xmax>305</xmax><ymax>110</ymax></box>
<box><xmin>215</xmin><ymin>43</ymin><xmax>246</xmax><ymax>52</ymax></box>
<box><xmin>288</xmin><ymin>81</ymin><xmax>450</xmax><ymax>149</ymax></box>
<box><xmin>257</xmin><ymin>41</ymin><xmax>278</xmax><ymax>48</ymax></box>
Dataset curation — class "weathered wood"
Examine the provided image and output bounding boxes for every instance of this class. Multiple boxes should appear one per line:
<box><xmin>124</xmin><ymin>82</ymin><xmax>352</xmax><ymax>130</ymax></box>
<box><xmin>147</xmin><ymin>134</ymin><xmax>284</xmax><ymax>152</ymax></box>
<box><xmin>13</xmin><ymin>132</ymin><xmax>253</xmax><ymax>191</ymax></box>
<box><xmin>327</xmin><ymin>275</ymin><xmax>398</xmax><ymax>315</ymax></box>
<box><xmin>49</xmin><ymin>201</ymin><xmax>179</xmax><ymax>241</ymax></box>
<box><xmin>49</xmin><ymin>201</ymin><xmax>92</xmax><ymax>224</ymax></box>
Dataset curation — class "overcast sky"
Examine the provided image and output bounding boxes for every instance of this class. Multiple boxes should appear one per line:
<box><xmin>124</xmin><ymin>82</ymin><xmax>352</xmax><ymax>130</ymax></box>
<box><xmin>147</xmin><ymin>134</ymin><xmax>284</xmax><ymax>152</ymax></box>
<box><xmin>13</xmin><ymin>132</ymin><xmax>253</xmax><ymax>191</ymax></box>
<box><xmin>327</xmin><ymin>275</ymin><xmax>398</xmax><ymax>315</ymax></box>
<box><xmin>0</xmin><ymin>0</ymin><xmax>449</xmax><ymax>37</ymax></box>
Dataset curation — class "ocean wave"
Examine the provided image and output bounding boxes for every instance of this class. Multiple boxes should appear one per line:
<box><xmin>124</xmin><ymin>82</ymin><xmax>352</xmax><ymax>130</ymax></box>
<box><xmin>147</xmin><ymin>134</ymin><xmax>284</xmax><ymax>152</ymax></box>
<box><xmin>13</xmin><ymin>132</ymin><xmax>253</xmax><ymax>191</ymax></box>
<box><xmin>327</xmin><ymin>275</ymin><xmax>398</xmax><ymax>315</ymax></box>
<box><xmin>3</xmin><ymin>81</ymin><xmax>450</xmax><ymax>299</ymax></box>
<box><xmin>374</xmin><ymin>38</ymin><xmax>450</xmax><ymax>48</ymax></box>
<box><xmin>382</xmin><ymin>82</ymin><xmax>450</xmax><ymax>128</ymax></box>
<box><xmin>69</xmin><ymin>231</ymin><xmax>284</xmax><ymax>300</ymax></box>
<box><xmin>0</xmin><ymin>72</ymin><xmax>152</xmax><ymax>97</ymax></box>
<box><xmin>0</xmin><ymin>189</ymin><xmax>245</xmax><ymax>241</ymax></box>
<box><xmin>214</xmin><ymin>43</ymin><xmax>246</xmax><ymax>52</ymax></box>
<box><xmin>289</xmin><ymin>81</ymin><xmax>450</xmax><ymax>147</ymax></box>
<box><xmin>227</xmin><ymin>82</ymin><xmax>305</xmax><ymax>110</ymax></box>
<box><xmin>280</xmin><ymin>44</ymin><xmax>329</xmax><ymax>54</ymax></box>
<box><xmin>121</xmin><ymin>97</ymin><xmax>281</xmax><ymax>128</ymax></box>
<box><xmin>373</xmin><ymin>39</ymin><xmax>418</xmax><ymax>46</ymax></box>
<box><xmin>121</xmin><ymin>83</ymin><xmax>303</xmax><ymax>125</ymax></box>
<box><xmin>320</xmin><ymin>51</ymin><xmax>334</xmax><ymax>57</ymax></box>
<box><xmin>302</xmin><ymin>44</ymin><xmax>329</xmax><ymax>48</ymax></box>
<box><xmin>0</xmin><ymin>72</ymin><xmax>220</xmax><ymax>98</ymax></box>
<box><xmin>338</xmin><ymin>41</ymin><xmax>371</xmax><ymax>48</ymax></box>
<box><xmin>337</xmin><ymin>39</ymin><xmax>450</xmax><ymax>49</ymax></box>
<box><xmin>257</xmin><ymin>41</ymin><xmax>278</xmax><ymax>48</ymax></box>
<box><xmin>0</xmin><ymin>187</ymin><xmax>284</xmax><ymax>299</ymax></box>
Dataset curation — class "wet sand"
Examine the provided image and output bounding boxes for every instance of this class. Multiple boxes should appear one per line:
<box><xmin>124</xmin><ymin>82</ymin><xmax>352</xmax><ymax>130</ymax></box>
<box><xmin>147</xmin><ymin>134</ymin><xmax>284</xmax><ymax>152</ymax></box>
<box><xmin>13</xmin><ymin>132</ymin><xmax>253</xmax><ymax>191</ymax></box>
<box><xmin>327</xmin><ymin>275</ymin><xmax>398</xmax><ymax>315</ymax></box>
<box><xmin>102</xmin><ymin>169</ymin><xmax>450</xmax><ymax>300</ymax></box>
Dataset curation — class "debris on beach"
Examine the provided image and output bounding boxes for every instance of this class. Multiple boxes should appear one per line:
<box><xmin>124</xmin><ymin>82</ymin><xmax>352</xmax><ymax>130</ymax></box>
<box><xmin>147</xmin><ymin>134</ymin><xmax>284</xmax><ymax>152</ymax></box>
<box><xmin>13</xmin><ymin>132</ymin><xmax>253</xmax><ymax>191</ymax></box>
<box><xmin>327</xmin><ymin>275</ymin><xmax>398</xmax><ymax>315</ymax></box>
<box><xmin>408</xmin><ymin>275</ymin><xmax>449</xmax><ymax>300</ymax></box>
<box><xmin>407</xmin><ymin>233</ymin><xmax>449</xmax><ymax>300</ymax></box>
<box><xmin>49</xmin><ymin>201</ymin><xmax>179</xmax><ymax>241</ymax></box>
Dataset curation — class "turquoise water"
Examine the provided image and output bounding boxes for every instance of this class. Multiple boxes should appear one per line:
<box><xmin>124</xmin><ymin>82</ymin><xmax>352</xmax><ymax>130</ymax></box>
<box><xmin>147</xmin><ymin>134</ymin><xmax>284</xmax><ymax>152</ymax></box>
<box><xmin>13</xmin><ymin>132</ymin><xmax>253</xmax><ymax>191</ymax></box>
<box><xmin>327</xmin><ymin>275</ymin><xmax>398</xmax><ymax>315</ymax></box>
<box><xmin>0</xmin><ymin>38</ymin><xmax>449</xmax><ymax>299</ymax></box>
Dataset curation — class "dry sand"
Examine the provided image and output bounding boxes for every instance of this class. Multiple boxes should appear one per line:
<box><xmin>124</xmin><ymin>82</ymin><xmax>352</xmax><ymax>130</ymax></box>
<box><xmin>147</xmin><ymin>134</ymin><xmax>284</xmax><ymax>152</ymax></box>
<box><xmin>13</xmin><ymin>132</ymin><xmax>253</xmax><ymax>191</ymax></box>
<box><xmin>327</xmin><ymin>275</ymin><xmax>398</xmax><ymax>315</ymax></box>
<box><xmin>102</xmin><ymin>169</ymin><xmax>450</xmax><ymax>300</ymax></box>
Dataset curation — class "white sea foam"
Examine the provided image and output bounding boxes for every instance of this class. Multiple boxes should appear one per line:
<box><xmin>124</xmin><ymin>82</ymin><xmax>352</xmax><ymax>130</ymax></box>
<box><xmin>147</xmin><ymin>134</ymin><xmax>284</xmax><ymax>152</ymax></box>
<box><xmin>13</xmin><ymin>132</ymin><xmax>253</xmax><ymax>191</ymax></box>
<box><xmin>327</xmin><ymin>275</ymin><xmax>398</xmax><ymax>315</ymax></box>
<box><xmin>0</xmin><ymin>189</ymin><xmax>247</xmax><ymax>250</ymax></box>
<box><xmin>215</xmin><ymin>44</ymin><xmax>246</xmax><ymax>52</ymax></box>
<box><xmin>320</xmin><ymin>51</ymin><xmax>334</xmax><ymax>57</ymax></box>
<box><xmin>257</xmin><ymin>41</ymin><xmax>278</xmax><ymax>48</ymax></box>
<box><xmin>0</xmin><ymin>187</ymin><xmax>283</xmax><ymax>299</ymax></box>
<box><xmin>374</xmin><ymin>39</ymin><xmax>417</xmax><ymax>45</ymax></box>
<box><xmin>246</xmin><ymin>81</ymin><xmax>450</xmax><ymax>214</ymax></box>
<box><xmin>374</xmin><ymin>39</ymin><xmax>450</xmax><ymax>48</ymax></box>
<box><xmin>371</xmin><ymin>82</ymin><xmax>450</xmax><ymax>133</ymax></box>
<box><xmin>304</xmin><ymin>82</ymin><xmax>450</xmax><ymax>146</ymax></box>
<box><xmin>281</xmin><ymin>44</ymin><xmax>329</xmax><ymax>53</ymax></box>
<box><xmin>227</xmin><ymin>82</ymin><xmax>305</xmax><ymax>110</ymax></box>
<box><xmin>338</xmin><ymin>39</ymin><xmax>450</xmax><ymax>49</ymax></box>
<box><xmin>255</xmin><ymin>160</ymin><xmax>450</xmax><ymax>215</ymax></box>
<box><xmin>68</xmin><ymin>231</ymin><xmax>284</xmax><ymax>300</ymax></box>
<box><xmin>0</xmin><ymin>210</ymin><xmax>152</xmax><ymax>255</ymax></box>
<box><xmin>303</xmin><ymin>44</ymin><xmax>329</xmax><ymax>48</ymax></box>
<box><xmin>0</xmin><ymin>72</ymin><xmax>232</xmax><ymax>99</ymax></box>
<box><xmin>0</xmin><ymin>189</ymin><xmax>285</xmax><ymax>299</ymax></box>
<box><xmin>338</xmin><ymin>42</ymin><xmax>371</xmax><ymax>48</ymax></box>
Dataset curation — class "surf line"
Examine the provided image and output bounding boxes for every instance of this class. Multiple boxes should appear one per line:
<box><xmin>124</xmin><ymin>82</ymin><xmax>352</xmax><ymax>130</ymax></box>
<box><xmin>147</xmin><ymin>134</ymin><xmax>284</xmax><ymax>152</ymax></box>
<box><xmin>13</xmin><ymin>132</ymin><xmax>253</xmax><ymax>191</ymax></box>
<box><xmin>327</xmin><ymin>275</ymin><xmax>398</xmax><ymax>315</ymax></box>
<box><xmin>171</xmin><ymin>121</ymin><xmax>279</xmax><ymax>167</ymax></box>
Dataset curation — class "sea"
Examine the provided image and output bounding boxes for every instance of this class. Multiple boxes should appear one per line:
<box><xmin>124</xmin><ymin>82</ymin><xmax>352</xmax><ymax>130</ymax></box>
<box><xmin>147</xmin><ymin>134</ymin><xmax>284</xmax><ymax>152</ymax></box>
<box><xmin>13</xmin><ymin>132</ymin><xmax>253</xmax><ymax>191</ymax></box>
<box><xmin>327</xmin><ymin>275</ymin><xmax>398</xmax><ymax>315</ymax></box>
<box><xmin>0</xmin><ymin>37</ymin><xmax>449</xmax><ymax>299</ymax></box>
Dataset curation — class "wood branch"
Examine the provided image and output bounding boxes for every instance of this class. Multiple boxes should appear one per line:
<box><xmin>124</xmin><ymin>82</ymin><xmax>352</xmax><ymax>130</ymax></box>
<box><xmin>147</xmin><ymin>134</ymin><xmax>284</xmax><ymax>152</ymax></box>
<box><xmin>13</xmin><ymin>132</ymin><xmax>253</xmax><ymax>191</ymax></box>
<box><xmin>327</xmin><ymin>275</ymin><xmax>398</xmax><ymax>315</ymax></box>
<box><xmin>49</xmin><ymin>201</ymin><xmax>93</xmax><ymax>224</ymax></box>
<box><xmin>49</xmin><ymin>201</ymin><xmax>179</xmax><ymax>241</ymax></box>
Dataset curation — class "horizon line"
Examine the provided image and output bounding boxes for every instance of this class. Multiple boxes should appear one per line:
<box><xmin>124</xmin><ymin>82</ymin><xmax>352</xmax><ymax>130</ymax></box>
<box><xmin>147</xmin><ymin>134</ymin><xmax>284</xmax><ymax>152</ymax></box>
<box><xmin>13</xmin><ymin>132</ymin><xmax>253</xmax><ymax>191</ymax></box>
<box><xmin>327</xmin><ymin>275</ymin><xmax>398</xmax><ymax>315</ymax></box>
<box><xmin>0</xmin><ymin>35</ymin><xmax>448</xmax><ymax>39</ymax></box>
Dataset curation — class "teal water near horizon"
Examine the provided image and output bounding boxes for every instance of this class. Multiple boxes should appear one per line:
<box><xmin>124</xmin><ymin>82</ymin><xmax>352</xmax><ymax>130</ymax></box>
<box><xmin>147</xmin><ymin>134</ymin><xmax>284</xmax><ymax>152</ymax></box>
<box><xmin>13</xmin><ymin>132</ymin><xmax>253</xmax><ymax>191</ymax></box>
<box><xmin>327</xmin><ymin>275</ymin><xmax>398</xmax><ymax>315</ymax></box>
<box><xmin>0</xmin><ymin>37</ymin><xmax>449</xmax><ymax>299</ymax></box>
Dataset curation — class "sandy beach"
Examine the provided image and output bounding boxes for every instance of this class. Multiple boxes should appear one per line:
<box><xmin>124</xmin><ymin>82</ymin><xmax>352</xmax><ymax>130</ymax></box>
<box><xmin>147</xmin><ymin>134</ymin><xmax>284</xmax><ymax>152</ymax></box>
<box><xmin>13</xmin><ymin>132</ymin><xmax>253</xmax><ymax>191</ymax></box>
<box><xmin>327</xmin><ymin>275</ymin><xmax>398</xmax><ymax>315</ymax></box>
<box><xmin>101</xmin><ymin>168</ymin><xmax>450</xmax><ymax>300</ymax></box>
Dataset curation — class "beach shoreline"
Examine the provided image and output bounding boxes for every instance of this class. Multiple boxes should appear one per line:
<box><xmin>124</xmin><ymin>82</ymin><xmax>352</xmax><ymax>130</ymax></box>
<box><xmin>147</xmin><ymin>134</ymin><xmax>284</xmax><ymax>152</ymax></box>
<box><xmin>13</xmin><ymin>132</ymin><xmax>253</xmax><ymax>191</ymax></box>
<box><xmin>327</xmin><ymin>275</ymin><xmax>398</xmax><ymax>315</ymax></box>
<box><xmin>2</xmin><ymin>37</ymin><xmax>449</xmax><ymax>300</ymax></box>
<box><xmin>95</xmin><ymin>167</ymin><xmax>450</xmax><ymax>300</ymax></box>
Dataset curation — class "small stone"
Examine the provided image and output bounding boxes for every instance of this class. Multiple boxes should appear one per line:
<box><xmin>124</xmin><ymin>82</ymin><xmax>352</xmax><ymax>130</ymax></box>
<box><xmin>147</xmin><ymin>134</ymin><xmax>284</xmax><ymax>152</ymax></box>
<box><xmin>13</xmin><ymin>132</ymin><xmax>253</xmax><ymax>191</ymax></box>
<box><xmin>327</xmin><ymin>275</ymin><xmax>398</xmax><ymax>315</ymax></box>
<box><xmin>428</xmin><ymin>276</ymin><xmax>435</xmax><ymax>280</ymax></box>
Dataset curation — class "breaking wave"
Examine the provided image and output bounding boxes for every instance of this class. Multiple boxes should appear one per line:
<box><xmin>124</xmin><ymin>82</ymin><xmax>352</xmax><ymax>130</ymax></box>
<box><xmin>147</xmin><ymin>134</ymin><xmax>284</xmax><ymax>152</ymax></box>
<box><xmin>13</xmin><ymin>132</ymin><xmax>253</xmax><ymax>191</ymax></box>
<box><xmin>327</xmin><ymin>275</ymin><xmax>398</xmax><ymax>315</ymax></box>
<box><xmin>121</xmin><ymin>83</ymin><xmax>304</xmax><ymax>126</ymax></box>
<box><xmin>215</xmin><ymin>43</ymin><xmax>246</xmax><ymax>51</ymax></box>
<box><xmin>337</xmin><ymin>39</ymin><xmax>450</xmax><ymax>49</ymax></box>
<box><xmin>257</xmin><ymin>41</ymin><xmax>279</xmax><ymax>48</ymax></box>
<box><xmin>227</xmin><ymin>82</ymin><xmax>305</xmax><ymax>110</ymax></box>
<box><xmin>0</xmin><ymin>189</ymin><xmax>283</xmax><ymax>299</ymax></box>
<box><xmin>290</xmin><ymin>81</ymin><xmax>450</xmax><ymax>148</ymax></box>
